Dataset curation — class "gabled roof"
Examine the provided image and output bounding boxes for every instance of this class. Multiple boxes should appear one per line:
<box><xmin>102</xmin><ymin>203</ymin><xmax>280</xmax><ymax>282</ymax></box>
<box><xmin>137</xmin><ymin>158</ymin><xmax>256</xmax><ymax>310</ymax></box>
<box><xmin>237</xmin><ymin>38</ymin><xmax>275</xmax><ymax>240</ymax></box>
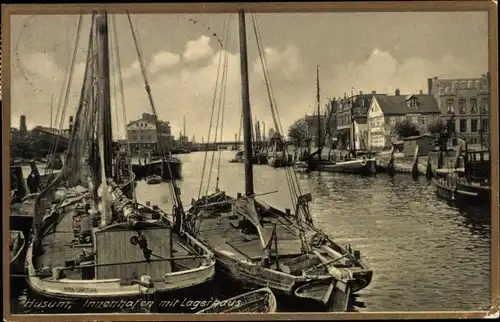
<box><xmin>375</xmin><ymin>94</ymin><xmax>440</xmax><ymax>115</ymax></box>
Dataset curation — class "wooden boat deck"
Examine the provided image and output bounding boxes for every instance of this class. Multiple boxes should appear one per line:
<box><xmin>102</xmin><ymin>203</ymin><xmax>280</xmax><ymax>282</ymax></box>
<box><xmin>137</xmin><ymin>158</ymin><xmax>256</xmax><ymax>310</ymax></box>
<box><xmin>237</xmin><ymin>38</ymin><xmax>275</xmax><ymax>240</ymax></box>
<box><xmin>197</xmin><ymin>211</ymin><xmax>312</xmax><ymax>268</ymax></box>
<box><xmin>36</xmin><ymin>201</ymin><xmax>203</xmax><ymax>281</ymax></box>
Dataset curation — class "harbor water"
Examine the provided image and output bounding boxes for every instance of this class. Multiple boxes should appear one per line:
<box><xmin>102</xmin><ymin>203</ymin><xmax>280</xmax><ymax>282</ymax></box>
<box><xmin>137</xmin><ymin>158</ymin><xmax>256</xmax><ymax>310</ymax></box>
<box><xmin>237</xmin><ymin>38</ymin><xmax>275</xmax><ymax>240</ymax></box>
<box><xmin>14</xmin><ymin>151</ymin><xmax>491</xmax><ymax>312</ymax></box>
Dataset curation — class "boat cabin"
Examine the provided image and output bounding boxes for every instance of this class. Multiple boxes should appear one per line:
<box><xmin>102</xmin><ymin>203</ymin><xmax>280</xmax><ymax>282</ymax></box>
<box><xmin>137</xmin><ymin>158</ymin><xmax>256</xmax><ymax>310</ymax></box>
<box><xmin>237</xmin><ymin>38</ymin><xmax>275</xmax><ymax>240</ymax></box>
<box><xmin>464</xmin><ymin>149</ymin><xmax>490</xmax><ymax>182</ymax></box>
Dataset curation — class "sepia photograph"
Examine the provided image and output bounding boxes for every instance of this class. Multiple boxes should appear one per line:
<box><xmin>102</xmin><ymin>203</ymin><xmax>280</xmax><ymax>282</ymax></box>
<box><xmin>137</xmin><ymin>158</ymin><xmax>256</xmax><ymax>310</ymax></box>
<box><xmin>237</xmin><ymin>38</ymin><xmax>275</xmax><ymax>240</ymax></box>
<box><xmin>2</xmin><ymin>2</ymin><xmax>498</xmax><ymax>320</ymax></box>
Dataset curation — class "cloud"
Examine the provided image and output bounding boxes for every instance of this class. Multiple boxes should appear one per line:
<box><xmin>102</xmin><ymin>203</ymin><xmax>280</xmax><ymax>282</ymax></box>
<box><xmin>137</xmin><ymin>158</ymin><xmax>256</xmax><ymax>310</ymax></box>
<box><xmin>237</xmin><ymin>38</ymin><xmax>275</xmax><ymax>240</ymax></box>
<box><xmin>253</xmin><ymin>45</ymin><xmax>301</xmax><ymax>79</ymax></box>
<box><xmin>326</xmin><ymin>48</ymin><xmax>479</xmax><ymax>98</ymax></box>
<box><xmin>148</xmin><ymin>51</ymin><xmax>180</xmax><ymax>73</ymax></box>
<box><xmin>10</xmin><ymin>41</ymin><xmax>483</xmax><ymax>144</ymax></box>
<box><xmin>182</xmin><ymin>35</ymin><xmax>214</xmax><ymax>62</ymax></box>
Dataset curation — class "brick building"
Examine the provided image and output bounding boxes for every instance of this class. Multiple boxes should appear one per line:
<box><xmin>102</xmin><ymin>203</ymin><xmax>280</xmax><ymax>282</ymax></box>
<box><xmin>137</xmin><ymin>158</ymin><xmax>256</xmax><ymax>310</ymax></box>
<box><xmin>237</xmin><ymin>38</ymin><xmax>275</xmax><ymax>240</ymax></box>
<box><xmin>126</xmin><ymin>113</ymin><xmax>174</xmax><ymax>154</ymax></box>
<box><xmin>427</xmin><ymin>73</ymin><xmax>490</xmax><ymax>146</ymax></box>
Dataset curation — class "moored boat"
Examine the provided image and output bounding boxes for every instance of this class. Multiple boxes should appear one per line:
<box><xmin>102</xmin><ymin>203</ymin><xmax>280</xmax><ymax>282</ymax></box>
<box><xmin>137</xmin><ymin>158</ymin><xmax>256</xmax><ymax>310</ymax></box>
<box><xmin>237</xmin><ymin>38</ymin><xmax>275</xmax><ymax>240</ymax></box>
<box><xmin>196</xmin><ymin>287</ymin><xmax>277</xmax><ymax>314</ymax></box>
<box><xmin>145</xmin><ymin>174</ymin><xmax>162</xmax><ymax>185</ymax></box>
<box><xmin>10</xmin><ymin>230</ymin><xmax>27</xmax><ymax>276</ymax></box>
<box><xmin>183</xmin><ymin>10</ymin><xmax>372</xmax><ymax>312</ymax></box>
<box><xmin>23</xmin><ymin>11</ymin><xmax>215</xmax><ymax>313</ymax></box>
<box><xmin>293</xmin><ymin>161</ymin><xmax>309</xmax><ymax>173</ymax></box>
<box><xmin>313</xmin><ymin>156</ymin><xmax>377</xmax><ymax>175</ymax></box>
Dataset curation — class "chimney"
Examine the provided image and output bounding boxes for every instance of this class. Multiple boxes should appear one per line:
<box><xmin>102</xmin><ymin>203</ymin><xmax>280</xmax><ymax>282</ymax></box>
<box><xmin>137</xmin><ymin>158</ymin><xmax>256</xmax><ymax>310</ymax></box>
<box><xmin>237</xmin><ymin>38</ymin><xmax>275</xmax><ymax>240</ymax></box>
<box><xmin>20</xmin><ymin>115</ymin><xmax>27</xmax><ymax>131</ymax></box>
<box><xmin>372</xmin><ymin>90</ymin><xmax>376</xmax><ymax>95</ymax></box>
<box><xmin>344</xmin><ymin>92</ymin><xmax>347</xmax><ymax>99</ymax></box>
<box><xmin>359</xmin><ymin>90</ymin><xmax>363</xmax><ymax>95</ymax></box>
<box><xmin>69</xmin><ymin>116</ymin><xmax>74</xmax><ymax>132</ymax></box>
<box><xmin>427</xmin><ymin>78</ymin><xmax>433</xmax><ymax>95</ymax></box>
<box><xmin>419</xmin><ymin>90</ymin><xmax>423</xmax><ymax>95</ymax></box>
<box><xmin>395</xmin><ymin>89</ymin><xmax>400</xmax><ymax>96</ymax></box>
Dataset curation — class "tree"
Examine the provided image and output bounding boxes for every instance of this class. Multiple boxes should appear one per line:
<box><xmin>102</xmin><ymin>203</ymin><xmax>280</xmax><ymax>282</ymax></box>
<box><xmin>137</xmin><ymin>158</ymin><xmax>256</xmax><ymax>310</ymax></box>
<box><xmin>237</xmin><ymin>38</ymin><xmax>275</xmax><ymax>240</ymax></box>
<box><xmin>394</xmin><ymin>119</ymin><xmax>420</xmax><ymax>138</ymax></box>
<box><xmin>288</xmin><ymin>118</ymin><xmax>308</xmax><ymax>147</ymax></box>
<box><xmin>427</xmin><ymin>119</ymin><xmax>447</xmax><ymax>137</ymax></box>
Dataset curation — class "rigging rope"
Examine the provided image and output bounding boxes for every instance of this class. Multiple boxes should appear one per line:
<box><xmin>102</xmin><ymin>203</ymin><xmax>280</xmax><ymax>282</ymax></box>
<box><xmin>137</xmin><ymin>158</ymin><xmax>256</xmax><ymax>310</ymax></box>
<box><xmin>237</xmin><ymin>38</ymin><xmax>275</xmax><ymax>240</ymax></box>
<box><xmin>197</xmin><ymin>13</ymin><xmax>229</xmax><ymax>199</ymax></box>
<box><xmin>126</xmin><ymin>12</ymin><xmax>178</xmax><ymax>207</ymax></box>
<box><xmin>210</xmin><ymin>18</ymin><xmax>231</xmax><ymax>193</ymax></box>
<box><xmin>205</xmin><ymin>15</ymin><xmax>230</xmax><ymax>195</ymax></box>
<box><xmin>251</xmin><ymin>13</ymin><xmax>310</xmax><ymax>222</ymax></box>
<box><xmin>214</xmin><ymin>42</ymin><xmax>230</xmax><ymax>191</ymax></box>
<box><xmin>45</xmin><ymin>14</ymin><xmax>83</xmax><ymax>176</ymax></box>
<box><xmin>111</xmin><ymin>14</ymin><xmax>137</xmax><ymax>203</ymax></box>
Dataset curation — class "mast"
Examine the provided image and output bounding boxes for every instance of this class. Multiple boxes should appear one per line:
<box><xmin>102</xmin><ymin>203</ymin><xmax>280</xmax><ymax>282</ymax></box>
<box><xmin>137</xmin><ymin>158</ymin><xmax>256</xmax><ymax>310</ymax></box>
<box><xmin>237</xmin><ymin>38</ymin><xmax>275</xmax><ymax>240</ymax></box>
<box><xmin>316</xmin><ymin>65</ymin><xmax>322</xmax><ymax>159</ymax></box>
<box><xmin>183</xmin><ymin>115</ymin><xmax>186</xmax><ymax>138</ymax></box>
<box><xmin>238</xmin><ymin>9</ymin><xmax>254</xmax><ymax>196</ymax></box>
<box><xmin>351</xmin><ymin>89</ymin><xmax>357</xmax><ymax>157</ymax></box>
<box><xmin>50</xmin><ymin>94</ymin><xmax>54</xmax><ymax>129</ymax></box>
<box><xmin>96</xmin><ymin>12</ymin><xmax>113</xmax><ymax>178</ymax></box>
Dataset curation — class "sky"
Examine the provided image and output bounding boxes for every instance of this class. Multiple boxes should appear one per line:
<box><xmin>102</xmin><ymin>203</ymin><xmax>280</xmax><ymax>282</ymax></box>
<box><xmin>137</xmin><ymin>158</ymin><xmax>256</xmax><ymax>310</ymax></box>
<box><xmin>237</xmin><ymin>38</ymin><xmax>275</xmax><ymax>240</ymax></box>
<box><xmin>9</xmin><ymin>11</ymin><xmax>488</xmax><ymax>141</ymax></box>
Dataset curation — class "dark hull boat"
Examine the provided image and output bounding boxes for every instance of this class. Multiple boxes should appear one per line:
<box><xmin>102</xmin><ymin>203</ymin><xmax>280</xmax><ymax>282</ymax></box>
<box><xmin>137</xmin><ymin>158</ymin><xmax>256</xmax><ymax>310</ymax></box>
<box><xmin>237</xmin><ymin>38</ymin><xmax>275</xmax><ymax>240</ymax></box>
<box><xmin>433</xmin><ymin>176</ymin><xmax>490</xmax><ymax>205</ymax></box>
<box><xmin>145</xmin><ymin>174</ymin><xmax>162</xmax><ymax>185</ymax></box>
<box><xmin>196</xmin><ymin>287</ymin><xmax>277</xmax><ymax>314</ymax></box>
<box><xmin>131</xmin><ymin>158</ymin><xmax>182</xmax><ymax>181</ymax></box>
<box><xmin>308</xmin><ymin>157</ymin><xmax>377</xmax><ymax>176</ymax></box>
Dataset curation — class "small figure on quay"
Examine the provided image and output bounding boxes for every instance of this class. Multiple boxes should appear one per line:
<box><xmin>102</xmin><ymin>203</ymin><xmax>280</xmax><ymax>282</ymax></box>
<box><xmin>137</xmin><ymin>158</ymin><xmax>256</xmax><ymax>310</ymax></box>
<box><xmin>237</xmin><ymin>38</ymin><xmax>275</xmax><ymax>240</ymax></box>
<box><xmin>27</xmin><ymin>161</ymin><xmax>41</xmax><ymax>193</ymax></box>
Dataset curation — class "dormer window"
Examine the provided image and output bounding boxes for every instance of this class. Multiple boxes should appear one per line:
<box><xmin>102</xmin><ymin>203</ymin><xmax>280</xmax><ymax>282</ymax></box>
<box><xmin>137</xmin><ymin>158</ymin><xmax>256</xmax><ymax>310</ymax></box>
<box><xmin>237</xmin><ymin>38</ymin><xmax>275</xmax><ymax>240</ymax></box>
<box><xmin>406</xmin><ymin>97</ymin><xmax>418</xmax><ymax>109</ymax></box>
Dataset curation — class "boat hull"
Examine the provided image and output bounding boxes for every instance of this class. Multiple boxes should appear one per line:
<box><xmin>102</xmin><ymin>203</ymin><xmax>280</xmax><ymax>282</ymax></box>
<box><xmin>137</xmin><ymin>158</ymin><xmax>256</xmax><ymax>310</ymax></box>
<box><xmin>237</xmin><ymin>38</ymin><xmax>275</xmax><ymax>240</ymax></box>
<box><xmin>196</xmin><ymin>287</ymin><xmax>277</xmax><ymax>314</ymax></box>
<box><xmin>267</xmin><ymin>155</ymin><xmax>292</xmax><ymax>168</ymax></box>
<box><xmin>433</xmin><ymin>177</ymin><xmax>490</xmax><ymax>205</ymax></box>
<box><xmin>311</xmin><ymin>158</ymin><xmax>377</xmax><ymax>175</ymax></box>
<box><xmin>24</xmin><ymin>238</ymin><xmax>215</xmax><ymax>313</ymax></box>
<box><xmin>131</xmin><ymin>159</ymin><xmax>182</xmax><ymax>180</ymax></box>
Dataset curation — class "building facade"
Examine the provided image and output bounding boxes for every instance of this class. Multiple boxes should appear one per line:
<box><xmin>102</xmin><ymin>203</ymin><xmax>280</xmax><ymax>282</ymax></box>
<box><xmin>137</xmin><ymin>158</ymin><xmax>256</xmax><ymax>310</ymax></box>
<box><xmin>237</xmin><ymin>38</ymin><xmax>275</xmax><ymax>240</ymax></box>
<box><xmin>427</xmin><ymin>73</ymin><xmax>490</xmax><ymax>146</ymax></box>
<box><xmin>335</xmin><ymin>91</ymin><xmax>380</xmax><ymax>151</ymax></box>
<box><xmin>367</xmin><ymin>90</ymin><xmax>441</xmax><ymax>151</ymax></box>
<box><xmin>126</xmin><ymin>113</ymin><xmax>174</xmax><ymax>154</ymax></box>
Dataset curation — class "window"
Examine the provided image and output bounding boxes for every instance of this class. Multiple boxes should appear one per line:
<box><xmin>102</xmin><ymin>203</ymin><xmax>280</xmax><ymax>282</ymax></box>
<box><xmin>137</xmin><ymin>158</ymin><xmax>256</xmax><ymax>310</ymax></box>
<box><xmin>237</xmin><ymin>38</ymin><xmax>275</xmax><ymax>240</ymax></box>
<box><xmin>422</xmin><ymin>116</ymin><xmax>428</xmax><ymax>125</ymax></box>
<box><xmin>458</xmin><ymin>99</ymin><xmax>466</xmax><ymax>114</ymax></box>
<box><xmin>411</xmin><ymin>116</ymin><xmax>419</xmax><ymax>124</ymax></box>
<box><xmin>480</xmin><ymin>98</ymin><xmax>488</xmax><ymax>113</ymax></box>
<box><xmin>471</xmin><ymin>119</ymin><xmax>478</xmax><ymax>132</ymax></box>
<box><xmin>446</xmin><ymin>99</ymin><xmax>454</xmax><ymax>113</ymax></box>
<box><xmin>470</xmin><ymin>99</ymin><xmax>478</xmax><ymax>113</ymax></box>
<box><xmin>460</xmin><ymin>81</ymin><xmax>466</xmax><ymax>89</ymax></box>
<box><xmin>408</xmin><ymin>98</ymin><xmax>417</xmax><ymax>108</ymax></box>
<box><xmin>475</xmin><ymin>80</ymin><xmax>481</xmax><ymax>89</ymax></box>
<box><xmin>390</xmin><ymin>116</ymin><xmax>396</xmax><ymax>125</ymax></box>
<box><xmin>467</xmin><ymin>81</ymin><xmax>473</xmax><ymax>88</ymax></box>
<box><xmin>459</xmin><ymin>119</ymin><xmax>467</xmax><ymax>133</ymax></box>
<box><xmin>481</xmin><ymin>119</ymin><xmax>489</xmax><ymax>133</ymax></box>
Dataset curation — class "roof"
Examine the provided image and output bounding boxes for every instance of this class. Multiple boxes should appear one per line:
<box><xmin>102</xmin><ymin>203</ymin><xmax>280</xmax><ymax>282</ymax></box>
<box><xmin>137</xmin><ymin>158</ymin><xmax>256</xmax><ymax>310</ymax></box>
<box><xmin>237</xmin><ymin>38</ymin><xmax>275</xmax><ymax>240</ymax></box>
<box><xmin>375</xmin><ymin>94</ymin><xmax>440</xmax><ymax>115</ymax></box>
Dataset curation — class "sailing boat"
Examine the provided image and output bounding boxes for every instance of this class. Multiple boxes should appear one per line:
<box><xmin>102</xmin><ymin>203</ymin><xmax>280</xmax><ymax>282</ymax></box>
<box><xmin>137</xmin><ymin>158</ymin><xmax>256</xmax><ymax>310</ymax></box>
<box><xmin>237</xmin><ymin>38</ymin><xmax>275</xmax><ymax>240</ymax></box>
<box><xmin>182</xmin><ymin>10</ymin><xmax>372</xmax><ymax>312</ymax></box>
<box><xmin>23</xmin><ymin>12</ymin><xmax>214</xmax><ymax>312</ymax></box>
<box><xmin>305</xmin><ymin>72</ymin><xmax>377</xmax><ymax>175</ymax></box>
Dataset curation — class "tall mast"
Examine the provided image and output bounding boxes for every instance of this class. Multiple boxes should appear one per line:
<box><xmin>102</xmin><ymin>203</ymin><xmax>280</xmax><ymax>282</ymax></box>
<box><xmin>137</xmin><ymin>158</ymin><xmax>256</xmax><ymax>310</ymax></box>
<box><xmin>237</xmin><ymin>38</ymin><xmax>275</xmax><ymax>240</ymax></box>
<box><xmin>183</xmin><ymin>115</ymin><xmax>186</xmax><ymax>138</ymax></box>
<box><xmin>96</xmin><ymin>12</ymin><xmax>113</xmax><ymax>178</ymax></box>
<box><xmin>316</xmin><ymin>65</ymin><xmax>322</xmax><ymax>159</ymax></box>
<box><xmin>238</xmin><ymin>9</ymin><xmax>254</xmax><ymax>196</ymax></box>
<box><xmin>50</xmin><ymin>94</ymin><xmax>54</xmax><ymax>129</ymax></box>
<box><xmin>351</xmin><ymin>88</ymin><xmax>357</xmax><ymax>157</ymax></box>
